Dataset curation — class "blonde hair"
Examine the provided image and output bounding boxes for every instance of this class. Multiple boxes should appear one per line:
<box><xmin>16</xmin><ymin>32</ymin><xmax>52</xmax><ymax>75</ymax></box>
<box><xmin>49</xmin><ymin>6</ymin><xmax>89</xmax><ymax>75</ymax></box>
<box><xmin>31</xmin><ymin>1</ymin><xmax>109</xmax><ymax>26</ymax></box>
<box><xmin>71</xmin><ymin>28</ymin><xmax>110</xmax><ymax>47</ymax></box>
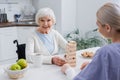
<box><xmin>35</xmin><ymin>8</ymin><xmax>56</xmax><ymax>25</ymax></box>
<box><xmin>97</xmin><ymin>2</ymin><xmax>120</xmax><ymax>32</ymax></box>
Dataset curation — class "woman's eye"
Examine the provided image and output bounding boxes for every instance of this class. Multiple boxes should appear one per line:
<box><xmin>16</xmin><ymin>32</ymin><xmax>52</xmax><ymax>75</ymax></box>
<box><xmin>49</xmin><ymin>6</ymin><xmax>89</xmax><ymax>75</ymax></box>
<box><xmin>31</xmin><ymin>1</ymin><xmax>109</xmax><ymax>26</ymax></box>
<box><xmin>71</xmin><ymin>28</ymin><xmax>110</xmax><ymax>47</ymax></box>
<box><xmin>47</xmin><ymin>19</ymin><xmax>51</xmax><ymax>22</ymax></box>
<box><xmin>40</xmin><ymin>20</ymin><xmax>44</xmax><ymax>22</ymax></box>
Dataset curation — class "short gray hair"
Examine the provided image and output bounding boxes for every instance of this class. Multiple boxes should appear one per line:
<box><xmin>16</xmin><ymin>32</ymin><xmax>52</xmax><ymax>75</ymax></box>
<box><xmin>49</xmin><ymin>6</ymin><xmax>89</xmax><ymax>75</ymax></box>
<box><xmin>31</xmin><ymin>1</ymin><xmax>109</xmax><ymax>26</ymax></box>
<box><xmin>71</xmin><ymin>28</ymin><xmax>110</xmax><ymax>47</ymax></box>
<box><xmin>35</xmin><ymin>8</ymin><xmax>56</xmax><ymax>25</ymax></box>
<box><xmin>97</xmin><ymin>2</ymin><xmax>120</xmax><ymax>32</ymax></box>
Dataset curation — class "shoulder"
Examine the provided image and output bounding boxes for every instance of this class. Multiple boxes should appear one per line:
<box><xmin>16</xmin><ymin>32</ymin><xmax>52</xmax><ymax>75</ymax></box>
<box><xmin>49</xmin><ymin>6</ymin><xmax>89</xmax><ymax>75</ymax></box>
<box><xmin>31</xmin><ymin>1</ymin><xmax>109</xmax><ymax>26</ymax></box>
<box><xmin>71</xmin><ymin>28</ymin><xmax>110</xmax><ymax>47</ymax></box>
<box><xmin>100</xmin><ymin>43</ymin><xmax>119</xmax><ymax>52</ymax></box>
<box><xmin>27</xmin><ymin>31</ymin><xmax>38</xmax><ymax>41</ymax></box>
<box><xmin>51</xmin><ymin>29</ymin><xmax>62</xmax><ymax>36</ymax></box>
<box><xmin>31</xmin><ymin>31</ymin><xmax>38</xmax><ymax>37</ymax></box>
<box><xmin>96</xmin><ymin>43</ymin><xmax>120</xmax><ymax>57</ymax></box>
<box><xmin>51</xmin><ymin>29</ymin><xmax>59</xmax><ymax>34</ymax></box>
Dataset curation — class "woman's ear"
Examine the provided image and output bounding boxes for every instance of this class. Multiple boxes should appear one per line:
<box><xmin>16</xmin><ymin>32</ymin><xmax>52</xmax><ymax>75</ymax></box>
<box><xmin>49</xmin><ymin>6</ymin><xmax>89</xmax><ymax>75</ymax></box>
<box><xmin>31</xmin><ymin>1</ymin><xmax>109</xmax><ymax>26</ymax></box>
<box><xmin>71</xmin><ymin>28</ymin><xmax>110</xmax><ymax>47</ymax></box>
<box><xmin>52</xmin><ymin>20</ymin><xmax>56</xmax><ymax>25</ymax></box>
<box><xmin>105</xmin><ymin>24</ymin><xmax>111</xmax><ymax>33</ymax></box>
<box><xmin>54</xmin><ymin>23</ymin><xmax>56</xmax><ymax>25</ymax></box>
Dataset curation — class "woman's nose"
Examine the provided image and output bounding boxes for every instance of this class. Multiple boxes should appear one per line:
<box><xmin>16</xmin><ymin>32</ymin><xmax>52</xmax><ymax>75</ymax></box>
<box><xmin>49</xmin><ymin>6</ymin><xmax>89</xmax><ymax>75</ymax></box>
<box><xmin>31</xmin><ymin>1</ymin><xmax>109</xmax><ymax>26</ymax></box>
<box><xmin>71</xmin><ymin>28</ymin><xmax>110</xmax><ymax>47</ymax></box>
<box><xmin>44</xmin><ymin>21</ymin><xmax>48</xmax><ymax>25</ymax></box>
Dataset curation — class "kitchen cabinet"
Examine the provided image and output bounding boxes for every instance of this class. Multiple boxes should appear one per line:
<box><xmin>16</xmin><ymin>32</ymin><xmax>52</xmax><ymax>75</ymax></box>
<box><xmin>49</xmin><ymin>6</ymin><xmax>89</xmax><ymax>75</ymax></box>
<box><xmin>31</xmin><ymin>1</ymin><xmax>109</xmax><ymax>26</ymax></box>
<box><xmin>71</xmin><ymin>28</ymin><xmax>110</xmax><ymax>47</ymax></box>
<box><xmin>17</xmin><ymin>27</ymin><xmax>36</xmax><ymax>44</ymax></box>
<box><xmin>0</xmin><ymin>27</ymin><xmax>18</xmax><ymax>64</ymax></box>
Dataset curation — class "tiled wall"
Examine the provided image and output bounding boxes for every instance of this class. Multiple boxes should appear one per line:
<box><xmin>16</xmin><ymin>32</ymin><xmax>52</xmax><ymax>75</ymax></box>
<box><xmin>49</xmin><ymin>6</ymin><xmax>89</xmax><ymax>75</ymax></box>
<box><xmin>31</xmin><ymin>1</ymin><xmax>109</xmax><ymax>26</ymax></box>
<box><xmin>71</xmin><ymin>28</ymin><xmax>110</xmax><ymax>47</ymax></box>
<box><xmin>0</xmin><ymin>0</ymin><xmax>34</xmax><ymax>22</ymax></box>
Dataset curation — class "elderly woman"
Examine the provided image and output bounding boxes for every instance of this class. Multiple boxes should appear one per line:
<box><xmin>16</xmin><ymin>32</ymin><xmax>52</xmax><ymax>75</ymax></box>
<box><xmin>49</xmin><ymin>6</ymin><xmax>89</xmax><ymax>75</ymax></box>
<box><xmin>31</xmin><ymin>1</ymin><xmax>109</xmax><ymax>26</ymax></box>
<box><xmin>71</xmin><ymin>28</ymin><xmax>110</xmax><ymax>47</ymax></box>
<box><xmin>61</xmin><ymin>2</ymin><xmax>120</xmax><ymax>80</ymax></box>
<box><xmin>26</xmin><ymin>8</ymin><xmax>67</xmax><ymax>66</ymax></box>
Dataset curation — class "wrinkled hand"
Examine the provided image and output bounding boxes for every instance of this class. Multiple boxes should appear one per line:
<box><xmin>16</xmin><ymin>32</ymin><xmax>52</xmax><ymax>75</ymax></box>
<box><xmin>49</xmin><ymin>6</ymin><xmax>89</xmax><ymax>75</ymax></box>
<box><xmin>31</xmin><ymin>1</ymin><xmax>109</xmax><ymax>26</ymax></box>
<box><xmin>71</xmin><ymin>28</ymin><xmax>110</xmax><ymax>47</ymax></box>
<box><xmin>80</xmin><ymin>61</ymin><xmax>89</xmax><ymax>70</ymax></box>
<box><xmin>52</xmin><ymin>57</ymin><xmax>66</xmax><ymax>66</ymax></box>
<box><xmin>61</xmin><ymin>63</ymin><xmax>71</xmax><ymax>74</ymax></box>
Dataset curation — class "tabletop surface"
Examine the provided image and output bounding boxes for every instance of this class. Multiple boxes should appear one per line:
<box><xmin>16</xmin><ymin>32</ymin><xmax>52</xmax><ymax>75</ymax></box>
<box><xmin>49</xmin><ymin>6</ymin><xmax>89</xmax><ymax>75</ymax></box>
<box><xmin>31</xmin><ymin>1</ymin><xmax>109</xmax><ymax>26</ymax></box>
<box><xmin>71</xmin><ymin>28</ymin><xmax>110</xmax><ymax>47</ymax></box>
<box><xmin>0</xmin><ymin>47</ymin><xmax>100</xmax><ymax>80</ymax></box>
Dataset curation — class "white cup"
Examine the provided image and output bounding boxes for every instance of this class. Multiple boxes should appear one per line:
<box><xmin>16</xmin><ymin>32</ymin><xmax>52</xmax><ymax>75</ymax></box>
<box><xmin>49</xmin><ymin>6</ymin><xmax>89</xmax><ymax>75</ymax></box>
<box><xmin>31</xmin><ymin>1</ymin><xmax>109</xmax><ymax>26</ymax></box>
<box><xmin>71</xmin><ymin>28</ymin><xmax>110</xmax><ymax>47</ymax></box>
<box><xmin>31</xmin><ymin>54</ymin><xmax>43</xmax><ymax>68</ymax></box>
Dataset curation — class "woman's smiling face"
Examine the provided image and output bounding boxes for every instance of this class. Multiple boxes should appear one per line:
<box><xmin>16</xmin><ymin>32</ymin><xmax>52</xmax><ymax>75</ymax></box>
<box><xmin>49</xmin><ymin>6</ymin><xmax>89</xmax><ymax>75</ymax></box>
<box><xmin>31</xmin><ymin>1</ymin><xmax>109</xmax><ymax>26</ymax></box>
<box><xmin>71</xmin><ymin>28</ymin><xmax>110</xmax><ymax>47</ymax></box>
<box><xmin>38</xmin><ymin>16</ymin><xmax>54</xmax><ymax>34</ymax></box>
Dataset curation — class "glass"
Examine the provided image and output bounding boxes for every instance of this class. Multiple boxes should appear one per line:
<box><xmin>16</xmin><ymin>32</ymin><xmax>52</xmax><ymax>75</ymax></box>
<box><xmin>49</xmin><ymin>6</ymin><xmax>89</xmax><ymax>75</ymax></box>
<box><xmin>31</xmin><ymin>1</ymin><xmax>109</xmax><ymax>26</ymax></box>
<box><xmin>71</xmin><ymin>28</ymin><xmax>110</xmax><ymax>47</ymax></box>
<box><xmin>31</xmin><ymin>54</ymin><xmax>43</xmax><ymax>68</ymax></box>
<box><xmin>14</xmin><ymin>14</ymin><xmax>21</xmax><ymax>22</ymax></box>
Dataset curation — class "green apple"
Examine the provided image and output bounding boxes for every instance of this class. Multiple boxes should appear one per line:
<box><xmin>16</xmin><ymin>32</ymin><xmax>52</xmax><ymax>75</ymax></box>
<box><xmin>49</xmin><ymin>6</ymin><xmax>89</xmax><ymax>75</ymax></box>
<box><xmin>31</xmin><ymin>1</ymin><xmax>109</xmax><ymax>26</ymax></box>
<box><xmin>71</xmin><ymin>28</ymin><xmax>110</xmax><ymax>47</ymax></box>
<box><xmin>10</xmin><ymin>64</ymin><xmax>21</xmax><ymax>70</ymax></box>
<box><xmin>17</xmin><ymin>59</ymin><xmax>27</xmax><ymax>69</ymax></box>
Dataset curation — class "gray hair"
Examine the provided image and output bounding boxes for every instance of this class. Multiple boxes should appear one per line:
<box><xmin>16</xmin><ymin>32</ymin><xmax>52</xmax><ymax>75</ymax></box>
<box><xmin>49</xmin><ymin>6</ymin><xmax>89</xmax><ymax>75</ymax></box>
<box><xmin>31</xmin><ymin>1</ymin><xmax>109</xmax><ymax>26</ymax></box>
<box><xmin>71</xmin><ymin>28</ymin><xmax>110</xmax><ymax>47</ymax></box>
<box><xmin>97</xmin><ymin>2</ymin><xmax>120</xmax><ymax>32</ymax></box>
<box><xmin>35</xmin><ymin>8</ymin><xmax>56</xmax><ymax>25</ymax></box>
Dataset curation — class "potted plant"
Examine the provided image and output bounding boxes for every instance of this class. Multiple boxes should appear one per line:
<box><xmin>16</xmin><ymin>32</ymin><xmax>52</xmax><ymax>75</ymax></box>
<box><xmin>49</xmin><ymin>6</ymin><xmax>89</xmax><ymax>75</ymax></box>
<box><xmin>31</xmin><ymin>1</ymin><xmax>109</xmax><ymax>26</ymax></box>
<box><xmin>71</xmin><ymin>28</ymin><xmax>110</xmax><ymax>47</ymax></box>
<box><xmin>65</xmin><ymin>28</ymin><xmax>109</xmax><ymax>50</ymax></box>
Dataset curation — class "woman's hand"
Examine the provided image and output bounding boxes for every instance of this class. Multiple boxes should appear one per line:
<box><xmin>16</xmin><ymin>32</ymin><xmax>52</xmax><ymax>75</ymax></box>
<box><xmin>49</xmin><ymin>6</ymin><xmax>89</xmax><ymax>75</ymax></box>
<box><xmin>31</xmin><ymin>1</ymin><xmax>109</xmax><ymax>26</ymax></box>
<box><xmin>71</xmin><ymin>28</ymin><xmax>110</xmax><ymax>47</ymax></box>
<box><xmin>52</xmin><ymin>57</ymin><xmax>66</xmax><ymax>66</ymax></box>
<box><xmin>80</xmin><ymin>61</ymin><xmax>89</xmax><ymax>70</ymax></box>
<box><xmin>61</xmin><ymin>63</ymin><xmax>76</xmax><ymax>79</ymax></box>
<box><xmin>61</xmin><ymin>63</ymin><xmax>71</xmax><ymax>74</ymax></box>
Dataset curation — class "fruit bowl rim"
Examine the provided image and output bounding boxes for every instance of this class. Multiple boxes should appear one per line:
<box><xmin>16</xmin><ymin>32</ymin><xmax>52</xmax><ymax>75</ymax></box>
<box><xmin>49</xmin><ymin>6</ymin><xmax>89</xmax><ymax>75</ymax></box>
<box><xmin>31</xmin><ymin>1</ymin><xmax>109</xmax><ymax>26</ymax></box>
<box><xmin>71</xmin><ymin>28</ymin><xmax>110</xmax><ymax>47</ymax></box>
<box><xmin>4</xmin><ymin>64</ymin><xmax>29</xmax><ymax>73</ymax></box>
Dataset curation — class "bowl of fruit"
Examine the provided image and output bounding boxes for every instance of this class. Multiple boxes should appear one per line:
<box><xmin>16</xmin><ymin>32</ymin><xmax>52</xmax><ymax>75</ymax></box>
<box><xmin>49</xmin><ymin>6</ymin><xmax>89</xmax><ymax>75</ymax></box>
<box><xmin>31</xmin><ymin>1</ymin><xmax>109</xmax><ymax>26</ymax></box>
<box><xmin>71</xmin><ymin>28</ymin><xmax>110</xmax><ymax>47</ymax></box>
<box><xmin>5</xmin><ymin>59</ymin><xmax>28</xmax><ymax>79</ymax></box>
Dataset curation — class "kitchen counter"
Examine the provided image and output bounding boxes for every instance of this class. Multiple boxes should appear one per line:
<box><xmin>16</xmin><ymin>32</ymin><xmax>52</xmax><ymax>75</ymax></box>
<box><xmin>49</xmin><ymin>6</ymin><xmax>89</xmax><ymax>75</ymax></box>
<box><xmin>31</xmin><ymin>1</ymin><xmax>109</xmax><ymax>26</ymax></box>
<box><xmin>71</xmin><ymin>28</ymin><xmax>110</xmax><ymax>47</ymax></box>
<box><xmin>0</xmin><ymin>21</ymin><xmax>38</xmax><ymax>28</ymax></box>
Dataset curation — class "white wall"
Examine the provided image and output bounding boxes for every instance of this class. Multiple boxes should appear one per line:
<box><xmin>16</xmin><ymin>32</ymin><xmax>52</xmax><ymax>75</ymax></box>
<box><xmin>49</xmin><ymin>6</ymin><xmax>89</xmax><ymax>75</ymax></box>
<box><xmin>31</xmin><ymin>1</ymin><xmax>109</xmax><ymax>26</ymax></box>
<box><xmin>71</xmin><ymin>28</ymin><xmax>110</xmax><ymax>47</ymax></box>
<box><xmin>61</xmin><ymin>0</ymin><xmax>76</xmax><ymax>36</ymax></box>
<box><xmin>0</xmin><ymin>0</ymin><xmax>34</xmax><ymax>22</ymax></box>
<box><xmin>76</xmin><ymin>0</ymin><xmax>119</xmax><ymax>36</ymax></box>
